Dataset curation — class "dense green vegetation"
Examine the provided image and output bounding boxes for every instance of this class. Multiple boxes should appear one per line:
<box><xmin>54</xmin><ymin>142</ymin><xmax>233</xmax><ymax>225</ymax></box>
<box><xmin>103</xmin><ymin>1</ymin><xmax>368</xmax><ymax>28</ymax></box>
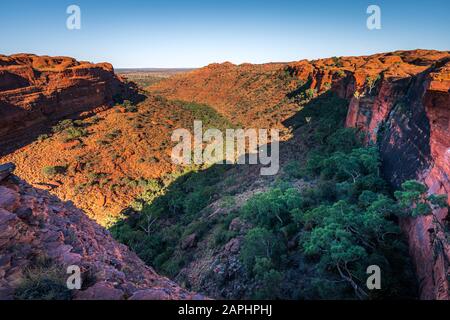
<box><xmin>238</xmin><ymin>142</ymin><xmax>413</xmax><ymax>299</ymax></box>
<box><xmin>237</xmin><ymin>94</ymin><xmax>447</xmax><ymax>299</ymax></box>
<box><xmin>111</xmin><ymin>93</ymin><xmax>447</xmax><ymax>300</ymax></box>
<box><xmin>111</xmin><ymin>165</ymin><xmax>229</xmax><ymax>278</ymax></box>
<box><xmin>173</xmin><ymin>100</ymin><xmax>235</xmax><ymax>130</ymax></box>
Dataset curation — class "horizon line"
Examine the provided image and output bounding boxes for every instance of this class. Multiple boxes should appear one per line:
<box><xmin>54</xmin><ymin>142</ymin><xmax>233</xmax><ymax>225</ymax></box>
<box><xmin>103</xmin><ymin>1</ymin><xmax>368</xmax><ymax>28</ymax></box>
<box><xmin>3</xmin><ymin>48</ymin><xmax>449</xmax><ymax>70</ymax></box>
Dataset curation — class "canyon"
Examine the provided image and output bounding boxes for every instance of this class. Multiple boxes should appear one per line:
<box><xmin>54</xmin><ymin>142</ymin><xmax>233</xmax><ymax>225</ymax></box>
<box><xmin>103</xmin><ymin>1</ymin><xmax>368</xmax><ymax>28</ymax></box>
<box><xmin>0</xmin><ymin>50</ymin><xmax>449</xmax><ymax>300</ymax></box>
<box><xmin>149</xmin><ymin>49</ymin><xmax>450</xmax><ymax>299</ymax></box>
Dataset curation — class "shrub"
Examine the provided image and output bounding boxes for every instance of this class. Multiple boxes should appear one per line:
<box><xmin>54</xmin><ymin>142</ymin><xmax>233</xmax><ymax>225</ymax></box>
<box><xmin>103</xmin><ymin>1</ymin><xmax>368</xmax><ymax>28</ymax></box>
<box><xmin>335</xmin><ymin>69</ymin><xmax>346</xmax><ymax>78</ymax></box>
<box><xmin>105</xmin><ymin>130</ymin><xmax>121</xmax><ymax>140</ymax></box>
<box><xmin>37</xmin><ymin>134</ymin><xmax>50</xmax><ymax>142</ymax></box>
<box><xmin>52</xmin><ymin>119</ymin><xmax>88</xmax><ymax>142</ymax></box>
<box><xmin>63</xmin><ymin>127</ymin><xmax>87</xmax><ymax>142</ymax></box>
<box><xmin>241</xmin><ymin>188</ymin><xmax>302</xmax><ymax>229</ymax></box>
<box><xmin>332</xmin><ymin>56</ymin><xmax>343</xmax><ymax>67</ymax></box>
<box><xmin>183</xmin><ymin>188</ymin><xmax>213</xmax><ymax>216</ymax></box>
<box><xmin>15</xmin><ymin>274</ymin><xmax>72</xmax><ymax>301</ymax></box>
<box><xmin>14</xmin><ymin>256</ymin><xmax>72</xmax><ymax>300</ymax></box>
<box><xmin>42</xmin><ymin>166</ymin><xmax>67</xmax><ymax>178</ymax></box>
<box><xmin>88</xmin><ymin>172</ymin><xmax>109</xmax><ymax>186</ymax></box>
<box><xmin>126</xmin><ymin>105</ymin><xmax>138</xmax><ymax>113</ymax></box>
<box><xmin>284</xmin><ymin>160</ymin><xmax>303</xmax><ymax>179</ymax></box>
<box><xmin>212</xmin><ymin>227</ymin><xmax>236</xmax><ymax>247</ymax></box>
<box><xmin>52</xmin><ymin>119</ymin><xmax>74</xmax><ymax>133</ymax></box>
<box><xmin>90</xmin><ymin>116</ymin><xmax>101</xmax><ymax>124</ymax></box>
<box><xmin>96</xmin><ymin>139</ymin><xmax>110</xmax><ymax>146</ymax></box>
<box><xmin>251</xmin><ymin>257</ymin><xmax>283</xmax><ymax>300</ymax></box>
<box><xmin>220</xmin><ymin>196</ymin><xmax>236</xmax><ymax>209</ymax></box>
<box><xmin>122</xmin><ymin>100</ymin><xmax>138</xmax><ymax>112</ymax></box>
<box><xmin>141</xmin><ymin>179</ymin><xmax>162</xmax><ymax>193</ymax></box>
<box><xmin>305</xmin><ymin>88</ymin><xmax>317</xmax><ymax>100</ymax></box>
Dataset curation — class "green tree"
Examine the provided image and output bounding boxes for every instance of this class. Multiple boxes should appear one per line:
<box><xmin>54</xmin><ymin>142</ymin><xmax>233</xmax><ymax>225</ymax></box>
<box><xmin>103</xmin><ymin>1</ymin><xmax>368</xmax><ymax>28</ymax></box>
<box><xmin>320</xmin><ymin>147</ymin><xmax>380</xmax><ymax>182</ymax></box>
<box><xmin>299</xmin><ymin>200</ymin><xmax>401</xmax><ymax>299</ymax></box>
<box><xmin>240</xmin><ymin>228</ymin><xmax>285</xmax><ymax>273</ymax></box>
<box><xmin>394</xmin><ymin>180</ymin><xmax>448</xmax><ymax>217</ymax></box>
<box><xmin>252</xmin><ymin>257</ymin><xmax>283</xmax><ymax>299</ymax></box>
<box><xmin>241</xmin><ymin>188</ymin><xmax>301</xmax><ymax>229</ymax></box>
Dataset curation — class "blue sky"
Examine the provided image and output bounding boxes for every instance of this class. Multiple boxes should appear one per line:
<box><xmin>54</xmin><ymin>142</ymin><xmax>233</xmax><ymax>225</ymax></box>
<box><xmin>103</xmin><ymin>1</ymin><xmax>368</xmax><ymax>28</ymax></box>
<box><xmin>1</xmin><ymin>0</ymin><xmax>449</xmax><ymax>68</ymax></box>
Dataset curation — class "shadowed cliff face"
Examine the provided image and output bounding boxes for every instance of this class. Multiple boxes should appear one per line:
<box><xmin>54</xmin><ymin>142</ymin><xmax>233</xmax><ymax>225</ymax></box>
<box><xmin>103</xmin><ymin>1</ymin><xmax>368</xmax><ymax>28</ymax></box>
<box><xmin>0</xmin><ymin>54</ymin><xmax>137</xmax><ymax>154</ymax></box>
<box><xmin>0</xmin><ymin>165</ymin><xmax>202</xmax><ymax>300</ymax></box>
<box><xmin>343</xmin><ymin>56</ymin><xmax>450</xmax><ymax>300</ymax></box>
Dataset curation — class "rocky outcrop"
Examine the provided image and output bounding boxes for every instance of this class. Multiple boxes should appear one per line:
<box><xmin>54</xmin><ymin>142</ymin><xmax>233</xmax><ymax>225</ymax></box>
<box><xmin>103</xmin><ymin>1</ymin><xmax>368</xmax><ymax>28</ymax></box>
<box><xmin>343</xmin><ymin>56</ymin><xmax>449</xmax><ymax>300</ymax></box>
<box><xmin>0</xmin><ymin>54</ymin><xmax>135</xmax><ymax>141</ymax></box>
<box><xmin>0</xmin><ymin>163</ymin><xmax>15</xmax><ymax>181</ymax></box>
<box><xmin>0</xmin><ymin>163</ymin><xmax>202</xmax><ymax>300</ymax></box>
<box><xmin>383</xmin><ymin>61</ymin><xmax>449</xmax><ymax>300</ymax></box>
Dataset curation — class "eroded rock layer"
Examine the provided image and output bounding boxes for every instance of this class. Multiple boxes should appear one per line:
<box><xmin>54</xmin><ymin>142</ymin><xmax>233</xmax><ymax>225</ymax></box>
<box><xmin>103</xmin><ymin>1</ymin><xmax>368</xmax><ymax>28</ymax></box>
<box><xmin>342</xmin><ymin>55</ymin><xmax>450</xmax><ymax>300</ymax></box>
<box><xmin>0</xmin><ymin>54</ymin><xmax>133</xmax><ymax>141</ymax></box>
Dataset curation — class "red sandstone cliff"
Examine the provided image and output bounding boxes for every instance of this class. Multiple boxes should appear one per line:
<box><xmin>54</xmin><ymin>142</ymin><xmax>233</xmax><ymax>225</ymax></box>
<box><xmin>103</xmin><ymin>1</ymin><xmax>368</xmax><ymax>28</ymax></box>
<box><xmin>287</xmin><ymin>51</ymin><xmax>450</xmax><ymax>300</ymax></box>
<box><xmin>0</xmin><ymin>54</ymin><xmax>134</xmax><ymax>141</ymax></box>
<box><xmin>0</xmin><ymin>163</ymin><xmax>202</xmax><ymax>300</ymax></box>
<box><xmin>332</xmin><ymin>52</ymin><xmax>450</xmax><ymax>300</ymax></box>
<box><xmin>340</xmin><ymin>54</ymin><xmax>449</xmax><ymax>300</ymax></box>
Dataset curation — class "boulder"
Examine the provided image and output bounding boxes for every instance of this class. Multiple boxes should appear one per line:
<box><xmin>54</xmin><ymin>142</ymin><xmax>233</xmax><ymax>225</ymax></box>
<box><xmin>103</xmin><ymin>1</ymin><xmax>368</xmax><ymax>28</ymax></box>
<box><xmin>0</xmin><ymin>163</ymin><xmax>15</xmax><ymax>182</ymax></box>
<box><xmin>181</xmin><ymin>233</ymin><xmax>197</xmax><ymax>250</ymax></box>
<box><xmin>0</xmin><ymin>186</ymin><xmax>19</xmax><ymax>212</ymax></box>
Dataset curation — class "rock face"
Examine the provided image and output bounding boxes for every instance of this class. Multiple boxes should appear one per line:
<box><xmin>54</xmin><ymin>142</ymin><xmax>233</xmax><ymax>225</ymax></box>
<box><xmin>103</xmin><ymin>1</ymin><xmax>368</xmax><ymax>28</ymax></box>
<box><xmin>0</xmin><ymin>163</ymin><xmax>15</xmax><ymax>181</ymax></box>
<box><xmin>0</xmin><ymin>164</ymin><xmax>201</xmax><ymax>300</ymax></box>
<box><xmin>343</xmin><ymin>54</ymin><xmax>450</xmax><ymax>300</ymax></box>
<box><xmin>0</xmin><ymin>54</ymin><xmax>133</xmax><ymax>140</ymax></box>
